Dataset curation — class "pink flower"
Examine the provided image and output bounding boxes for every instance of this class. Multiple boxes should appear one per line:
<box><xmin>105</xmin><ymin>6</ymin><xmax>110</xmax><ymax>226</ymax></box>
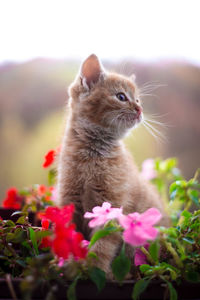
<box><xmin>134</xmin><ymin>244</ymin><xmax>149</xmax><ymax>266</ymax></box>
<box><xmin>81</xmin><ymin>240</ymin><xmax>90</xmax><ymax>248</ymax></box>
<box><xmin>58</xmin><ymin>257</ymin><xmax>65</xmax><ymax>267</ymax></box>
<box><xmin>119</xmin><ymin>208</ymin><xmax>161</xmax><ymax>246</ymax></box>
<box><xmin>84</xmin><ymin>202</ymin><xmax>123</xmax><ymax>228</ymax></box>
<box><xmin>141</xmin><ymin>159</ymin><xmax>156</xmax><ymax>181</ymax></box>
<box><xmin>50</xmin><ymin>186</ymin><xmax>57</xmax><ymax>202</ymax></box>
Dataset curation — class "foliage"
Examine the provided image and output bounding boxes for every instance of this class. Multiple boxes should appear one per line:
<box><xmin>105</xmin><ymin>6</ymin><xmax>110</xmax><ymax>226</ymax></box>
<box><xmin>0</xmin><ymin>157</ymin><xmax>200</xmax><ymax>300</ymax></box>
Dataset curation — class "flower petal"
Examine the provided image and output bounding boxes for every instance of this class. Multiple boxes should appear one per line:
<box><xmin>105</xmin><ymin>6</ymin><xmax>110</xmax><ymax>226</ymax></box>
<box><xmin>84</xmin><ymin>212</ymin><xmax>95</xmax><ymax>219</ymax></box>
<box><xmin>123</xmin><ymin>228</ymin><xmax>147</xmax><ymax>246</ymax></box>
<box><xmin>140</xmin><ymin>208</ymin><xmax>162</xmax><ymax>225</ymax></box>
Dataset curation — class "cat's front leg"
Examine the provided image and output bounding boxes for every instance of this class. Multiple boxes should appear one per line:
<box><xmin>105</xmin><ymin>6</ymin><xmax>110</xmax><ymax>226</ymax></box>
<box><xmin>90</xmin><ymin>231</ymin><xmax>122</xmax><ymax>279</ymax></box>
<box><xmin>82</xmin><ymin>187</ymin><xmax>123</xmax><ymax>278</ymax></box>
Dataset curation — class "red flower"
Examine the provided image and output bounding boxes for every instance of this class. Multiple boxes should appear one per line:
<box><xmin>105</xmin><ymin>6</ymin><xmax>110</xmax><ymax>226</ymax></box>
<box><xmin>41</xmin><ymin>218</ymin><xmax>50</xmax><ymax>230</ymax></box>
<box><xmin>2</xmin><ymin>188</ymin><xmax>23</xmax><ymax>209</ymax></box>
<box><xmin>52</xmin><ymin>224</ymin><xmax>87</xmax><ymax>260</ymax></box>
<box><xmin>38</xmin><ymin>185</ymin><xmax>47</xmax><ymax>195</ymax></box>
<box><xmin>42</xmin><ymin>204</ymin><xmax>74</xmax><ymax>229</ymax></box>
<box><xmin>40</xmin><ymin>217</ymin><xmax>52</xmax><ymax>249</ymax></box>
<box><xmin>39</xmin><ymin>204</ymin><xmax>88</xmax><ymax>260</ymax></box>
<box><xmin>42</xmin><ymin>150</ymin><xmax>56</xmax><ymax>168</ymax></box>
<box><xmin>37</xmin><ymin>185</ymin><xmax>54</xmax><ymax>201</ymax></box>
<box><xmin>42</xmin><ymin>146</ymin><xmax>61</xmax><ymax>168</ymax></box>
<box><xmin>40</xmin><ymin>236</ymin><xmax>52</xmax><ymax>248</ymax></box>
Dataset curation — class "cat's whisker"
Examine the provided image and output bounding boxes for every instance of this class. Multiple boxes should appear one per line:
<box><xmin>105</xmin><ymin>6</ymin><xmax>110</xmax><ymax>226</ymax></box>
<box><xmin>144</xmin><ymin>113</ymin><xmax>173</xmax><ymax>128</ymax></box>
<box><xmin>139</xmin><ymin>82</ymin><xmax>167</xmax><ymax>94</ymax></box>
<box><xmin>142</xmin><ymin>121</ymin><xmax>163</xmax><ymax>142</ymax></box>
<box><xmin>139</xmin><ymin>93</ymin><xmax>156</xmax><ymax>97</ymax></box>
<box><xmin>144</xmin><ymin>119</ymin><xmax>166</xmax><ymax>128</ymax></box>
<box><xmin>140</xmin><ymin>80</ymin><xmax>167</xmax><ymax>88</ymax></box>
<box><xmin>142</xmin><ymin>121</ymin><xmax>158</xmax><ymax>139</ymax></box>
<box><xmin>142</xmin><ymin>119</ymin><xmax>167</xmax><ymax>143</ymax></box>
<box><xmin>146</xmin><ymin>112</ymin><xmax>170</xmax><ymax>118</ymax></box>
<box><xmin>143</xmin><ymin>116</ymin><xmax>167</xmax><ymax>128</ymax></box>
<box><xmin>139</xmin><ymin>93</ymin><xmax>159</xmax><ymax>100</ymax></box>
<box><xmin>143</xmin><ymin>119</ymin><xmax>166</xmax><ymax>138</ymax></box>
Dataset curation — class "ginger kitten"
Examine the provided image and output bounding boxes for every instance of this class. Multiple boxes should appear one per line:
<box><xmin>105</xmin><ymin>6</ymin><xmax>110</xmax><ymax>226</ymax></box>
<box><xmin>57</xmin><ymin>54</ymin><xmax>169</xmax><ymax>274</ymax></box>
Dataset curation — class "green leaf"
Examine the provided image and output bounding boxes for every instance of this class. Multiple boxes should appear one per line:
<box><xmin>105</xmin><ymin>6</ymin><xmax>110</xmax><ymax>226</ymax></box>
<box><xmin>6</xmin><ymin>233</ymin><xmax>15</xmax><ymax>242</ymax></box>
<box><xmin>22</xmin><ymin>241</ymin><xmax>32</xmax><ymax>251</ymax></box>
<box><xmin>169</xmin><ymin>182</ymin><xmax>178</xmax><ymax>199</ymax></box>
<box><xmin>166</xmin><ymin>268</ymin><xmax>178</xmax><ymax>281</ymax></box>
<box><xmin>139</xmin><ymin>264</ymin><xmax>151</xmax><ymax>273</ymax></box>
<box><xmin>149</xmin><ymin>240</ymin><xmax>160</xmax><ymax>263</ymax></box>
<box><xmin>169</xmin><ymin>181</ymin><xmax>187</xmax><ymax>201</ymax></box>
<box><xmin>89</xmin><ymin>267</ymin><xmax>106</xmax><ymax>292</ymax></box>
<box><xmin>188</xmin><ymin>179</ymin><xmax>200</xmax><ymax>189</ymax></box>
<box><xmin>16</xmin><ymin>216</ymin><xmax>26</xmax><ymax>224</ymax></box>
<box><xmin>19</xmin><ymin>189</ymin><xmax>31</xmax><ymax>196</ymax></box>
<box><xmin>166</xmin><ymin>227</ymin><xmax>178</xmax><ymax>238</ymax></box>
<box><xmin>182</xmin><ymin>237</ymin><xmax>195</xmax><ymax>244</ymax></box>
<box><xmin>164</xmin><ymin>158</ymin><xmax>177</xmax><ymax>171</ymax></box>
<box><xmin>89</xmin><ymin>226</ymin><xmax>119</xmax><ymax>248</ymax></box>
<box><xmin>166</xmin><ymin>281</ymin><xmax>177</xmax><ymax>300</ymax></box>
<box><xmin>132</xmin><ymin>278</ymin><xmax>150</xmax><ymax>300</ymax></box>
<box><xmin>181</xmin><ymin>210</ymin><xmax>192</xmax><ymax>218</ymax></box>
<box><xmin>48</xmin><ymin>169</ymin><xmax>57</xmax><ymax>186</ymax></box>
<box><xmin>12</xmin><ymin>228</ymin><xmax>27</xmax><ymax>243</ymax></box>
<box><xmin>29</xmin><ymin>228</ymin><xmax>39</xmax><ymax>255</ymax></box>
<box><xmin>188</xmin><ymin>189</ymin><xmax>199</xmax><ymax>206</ymax></box>
<box><xmin>4</xmin><ymin>220</ymin><xmax>15</xmax><ymax>227</ymax></box>
<box><xmin>35</xmin><ymin>230</ymin><xmax>51</xmax><ymax>241</ymax></box>
<box><xmin>67</xmin><ymin>277</ymin><xmax>79</xmax><ymax>300</ymax></box>
<box><xmin>87</xmin><ymin>252</ymin><xmax>98</xmax><ymax>260</ymax></box>
<box><xmin>111</xmin><ymin>244</ymin><xmax>131</xmax><ymax>282</ymax></box>
<box><xmin>16</xmin><ymin>259</ymin><xmax>27</xmax><ymax>268</ymax></box>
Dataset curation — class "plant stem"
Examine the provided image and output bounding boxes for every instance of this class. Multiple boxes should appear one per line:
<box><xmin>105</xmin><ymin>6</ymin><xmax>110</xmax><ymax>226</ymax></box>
<box><xmin>3</xmin><ymin>237</ymin><xmax>17</xmax><ymax>258</ymax></box>
<box><xmin>193</xmin><ymin>168</ymin><xmax>200</xmax><ymax>182</ymax></box>
<box><xmin>141</xmin><ymin>247</ymin><xmax>155</xmax><ymax>265</ymax></box>
<box><xmin>5</xmin><ymin>274</ymin><xmax>18</xmax><ymax>300</ymax></box>
<box><xmin>184</xmin><ymin>199</ymin><xmax>192</xmax><ymax>211</ymax></box>
<box><xmin>164</xmin><ymin>241</ymin><xmax>183</xmax><ymax>268</ymax></box>
<box><xmin>177</xmin><ymin>194</ymin><xmax>192</xmax><ymax>226</ymax></box>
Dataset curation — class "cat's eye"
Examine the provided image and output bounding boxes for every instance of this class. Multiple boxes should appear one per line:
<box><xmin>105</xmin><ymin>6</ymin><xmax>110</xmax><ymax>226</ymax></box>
<box><xmin>116</xmin><ymin>93</ymin><xmax>127</xmax><ymax>102</ymax></box>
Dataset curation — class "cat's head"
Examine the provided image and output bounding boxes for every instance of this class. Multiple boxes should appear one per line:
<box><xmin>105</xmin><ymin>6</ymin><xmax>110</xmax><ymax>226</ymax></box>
<box><xmin>69</xmin><ymin>54</ymin><xmax>143</xmax><ymax>138</ymax></box>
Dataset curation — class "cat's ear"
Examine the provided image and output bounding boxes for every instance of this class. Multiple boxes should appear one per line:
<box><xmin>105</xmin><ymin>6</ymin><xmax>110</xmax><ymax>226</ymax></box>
<box><xmin>80</xmin><ymin>54</ymin><xmax>105</xmax><ymax>89</ymax></box>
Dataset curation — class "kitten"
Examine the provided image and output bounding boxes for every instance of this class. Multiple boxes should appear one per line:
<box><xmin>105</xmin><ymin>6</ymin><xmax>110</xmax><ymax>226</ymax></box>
<box><xmin>57</xmin><ymin>54</ymin><xmax>169</xmax><ymax>274</ymax></box>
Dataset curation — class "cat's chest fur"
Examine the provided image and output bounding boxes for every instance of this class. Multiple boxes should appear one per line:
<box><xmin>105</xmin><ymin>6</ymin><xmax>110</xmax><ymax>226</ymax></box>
<box><xmin>58</xmin><ymin>127</ymin><xmax>138</xmax><ymax>212</ymax></box>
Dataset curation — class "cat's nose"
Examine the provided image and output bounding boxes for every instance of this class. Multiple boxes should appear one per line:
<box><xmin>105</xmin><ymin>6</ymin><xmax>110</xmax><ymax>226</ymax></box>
<box><xmin>134</xmin><ymin>105</ymin><xmax>143</xmax><ymax>117</ymax></box>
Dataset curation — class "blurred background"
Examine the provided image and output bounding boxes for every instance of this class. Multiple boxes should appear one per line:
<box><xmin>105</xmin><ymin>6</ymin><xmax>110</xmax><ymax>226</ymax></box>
<box><xmin>0</xmin><ymin>0</ymin><xmax>200</xmax><ymax>202</ymax></box>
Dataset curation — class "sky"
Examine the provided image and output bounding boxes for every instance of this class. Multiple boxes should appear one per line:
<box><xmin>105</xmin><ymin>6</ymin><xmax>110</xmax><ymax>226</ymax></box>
<box><xmin>0</xmin><ymin>0</ymin><xmax>200</xmax><ymax>64</ymax></box>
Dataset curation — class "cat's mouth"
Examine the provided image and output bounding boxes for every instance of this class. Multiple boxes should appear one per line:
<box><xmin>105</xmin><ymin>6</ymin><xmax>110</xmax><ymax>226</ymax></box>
<box><xmin>118</xmin><ymin>112</ymin><xmax>143</xmax><ymax>127</ymax></box>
